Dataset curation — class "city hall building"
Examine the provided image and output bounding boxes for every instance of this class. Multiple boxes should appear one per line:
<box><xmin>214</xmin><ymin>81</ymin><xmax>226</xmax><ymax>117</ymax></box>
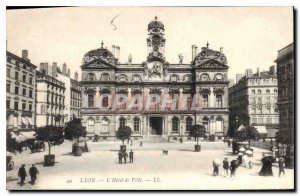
<box><xmin>80</xmin><ymin>17</ymin><xmax>229</xmax><ymax>140</ymax></box>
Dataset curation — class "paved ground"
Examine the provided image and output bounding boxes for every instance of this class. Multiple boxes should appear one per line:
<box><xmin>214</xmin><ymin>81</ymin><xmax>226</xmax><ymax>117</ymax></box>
<box><xmin>6</xmin><ymin>141</ymin><xmax>294</xmax><ymax>190</ymax></box>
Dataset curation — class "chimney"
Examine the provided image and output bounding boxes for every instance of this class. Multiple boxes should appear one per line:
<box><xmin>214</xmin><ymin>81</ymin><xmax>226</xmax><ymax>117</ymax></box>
<box><xmin>116</xmin><ymin>46</ymin><xmax>120</xmax><ymax>62</ymax></box>
<box><xmin>245</xmin><ymin>69</ymin><xmax>253</xmax><ymax>78</ymax></box>
<box><xmin>257</xmin><ymin>67</ymin><xmax>260</xmax><ymax>76</ymax></box>
<box><xmin>22</xmin><ymin>50</ymin><xmax>29</xmax><ymax>61</ymax></box>
<box><xmin>67</xmin><ymin>68</ymin><xmax>70</xmax><ymax>77</ymax></box>
<box><xmin>45</xmin><ymin>62</ymin><xmax>50</xmax><ymax>76</ymax></box>
<box><xmin>75</xmin><ymin>72</ymin><xmax>78</xmax><ymax>81</ymax></box>
<box><xmin>269</xmin><ymin>65</ymin><xmax>276</xmax><ymax>75</ymax></box>
<box><xmin>191</xmin><ymin>45</ymin><xmax>195</xmax><ymax>61</ymax></box>
<box><xmin>39</xmin><ymin>63</ymin><xmax>45</xmax><ymax>72</ymax></box>
<box><xmin>62</xmin><ymin>63</ymin><xmax>67</xmax><ymax>75</ymax></box>
<box><xmin>112</xmin><ymin>45</ymin><xmax>116</xmax><ymax>56</ymax></box>
<box><xmin>52</xmin><ymin>62</ymin><xmax>57</xmax><ymax>77</ymax></box>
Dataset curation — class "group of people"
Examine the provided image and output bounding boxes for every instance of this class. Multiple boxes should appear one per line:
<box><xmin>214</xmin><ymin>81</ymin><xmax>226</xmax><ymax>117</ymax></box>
<box><xmin>18</xmin><ymin>164</ymin><xmax>39</xmax><ymax>185</ymax></box>
<box><xmin>212</xmin><ymin>157</ymin><xmax>239</xmax><ymax>179</ymax></box>
<box><xmin>118</xmin><ymin>149</ymin><xmax>134</xmax><ymax>164</ymax></box>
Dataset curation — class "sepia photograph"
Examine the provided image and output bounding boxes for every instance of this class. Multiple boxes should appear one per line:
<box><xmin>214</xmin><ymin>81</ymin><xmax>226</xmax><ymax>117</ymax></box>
<box><xmin>5</xmin><ymin>6</ymin><xmax>294</xmax><ymax>190</ymax></box>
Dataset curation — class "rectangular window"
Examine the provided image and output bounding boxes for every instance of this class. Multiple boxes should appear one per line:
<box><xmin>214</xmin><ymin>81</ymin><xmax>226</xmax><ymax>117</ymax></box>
<box><xmin>15</xmin><ymin>72</ymin><xmax>19</xmax><ymax>80</ymax></box>
<box><xmin>14</xmin><ymin>101</ymin><xmax>18</xmax><ymax>110</ymax></box>
<box><xmin>29</xmin><ymin>90</ymin><xmax>32</xmax><ymax>98</ymax></box>
<box><xmin>15</xmin><ymin>86</ymin><xmax>19</xmax><ymax>95</ymax></box>
<box><xmin>216</xmin><ymin>94</ymin><xmax>222</xmax><ymax>108</ymax></box>
<box><xmin>258</xmin><ymin>90</ymin><xmax>261</xmax><ymax>94</ymax></box>
<box><xmin>29</xmin><ymin>77</ymin><xmax>33</xmax><ymax>85</ymax></box>
<box><xmin>202</xmin><ymin>94</ymin><xmax>208</xmax><ymax>108</ymax></box>
<box><xmin>22</xmin><ymin>88</ymin><xmax>26</xmax><ymax>96</ymax></box>
<box><xmin>6</xmin><ymin>100</ymin><xmax>10</xmax><ymax>109</ymax></box>
<box><xmin>23</xmin><ymin>75</ymin><xmax>26</xmax><ymax>82</ymax></box>
<box><xmin>7</xmin><ymin>57</ymin><xmax>11</xmax><ymax>63</ymax></box>
<box><xmin>6</xmin><ymin>83</ymin><xmax>10</xmax><ymax>93</ymax></box>
<box><xmin>266</xmin><ymin>117</ymin><xmax>272</xmax><ymax>124</ymax></box>
<box><xmin>258</xmin><ymin>98</ymin><xmax>262</xmax><ymax>104</ymax></box>
<box><xmin>7</xmin><ymin>69</ymin><xmax>10</xmax><ymax>77</ymax></box>
<box><xmin>88</xmin><ymin>94</ymin><xmax>94</xmax><ymax>108</ymax></box>
<box><xmin>22</xmin><ymin>103</ymin><xmax>26</xmax><ymax>110</ymax></box>
<box><xmin>252</xmin><ymin>90</ymin><xmax>255</xmax><ymax>94</ymax></box>
<box><xmin>252</xmin><ymin>118</ymin><xmax>257</xmax><ymax>124</ymax></box>
<box><xmin>29</xmin><ymin>104</ymin><xmax>32</xmax><ymax>111</ymax></box>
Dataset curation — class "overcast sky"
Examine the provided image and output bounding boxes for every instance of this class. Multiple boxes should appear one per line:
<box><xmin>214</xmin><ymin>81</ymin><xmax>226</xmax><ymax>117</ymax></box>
<box><xmin>6</xmin><ymin>7</ymin><xmax>293</xmax><ymax>81</ymax></box>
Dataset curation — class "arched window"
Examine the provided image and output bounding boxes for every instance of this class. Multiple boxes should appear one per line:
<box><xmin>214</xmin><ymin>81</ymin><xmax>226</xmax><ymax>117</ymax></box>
<box><xmin>134</xmin><ymin>117</ymin><xmax>140</xmax><ymax>132</ymax></box>
<box><xmin>216</xmin><ymin>94</ymin><xmax>222</xmax><ymax>108</ymax></box>
<box><xmin>101</xmin><ymin>73</ymin><xmax>110</xmax><ymax>81</ymax></box>
<box><xmin>119</xmin><ymin>74</ymin><xmax>128</xmax><ymax>82</ymax></box>
<box><xmin>172</xmin><ymin>117</ymin><xmax>179</xmax><ymax>132</ymax></box>
<box><xmin>102</xmin><ymin>117</ymin><xmax>109</xmax><ymax>133</ymax></box>
<box><xmin>132</xmin><ymin>75</ymin><xmax>141</xmax><ymax>82</ymax></box>
<box><xmin>214</xmin><ymin>73</ymin><xmax>223</xmax><ymax>81</ymax></box>
<box><xmin>170</xmin><ymin>75</ymin><xmax>179</xmax><ymax>82</ymax></box>
<box><xmin>202</xmin><ymin>116</ymin><xmax>209</xmax><ymax>132</ymax></box>
<box><xmin>102</xmin><ymin>96</ymin><xmax>109</xmax><ymax>107</ymax></box>
<box><xmin>184</xmin><ymin>75</ymin><xmax>191</xmax><ymax>82</ymax></box>
<box><xmin>119</xmin><ymin>117</ymin><xmax>126</xmax><ymax>128</ymax></box>
<box><xmin>200</xmin><ymin>73</ymin><xmax>210</xmax><ymax>81</ymax></box>
<box><xmin>87</xmin><ymin>73</ymin><xmax>96</xmax><ymax>81</ymax></box>
<box><xmin>186</xmin><ymin>117</ymin><xmax>193</xmax><ymax>132</ymax></box>
<box><xmin>88</xmin><ymin>94</ymin><xmax>94</xmax><ymax>107</ymax></box>
<box><xmin>87</xmin><ymin>118</ymin><xmax>95</xmax><ymax>133</ymax></box>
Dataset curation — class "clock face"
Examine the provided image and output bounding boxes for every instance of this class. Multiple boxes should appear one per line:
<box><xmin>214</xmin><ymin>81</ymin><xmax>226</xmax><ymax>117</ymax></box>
<box><xmin>152</xmin><ymin>35</ymin><xmax>161</xmax><ymax>47</ymax></box>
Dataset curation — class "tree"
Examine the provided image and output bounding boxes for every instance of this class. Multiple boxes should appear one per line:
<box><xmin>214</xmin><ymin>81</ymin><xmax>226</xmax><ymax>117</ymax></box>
<box><xmin>116</xmin><ymin>126</ymin><xmax>132</xmax><ymax>145</ymax></box>
<box><xmin>189</xmin><ymin>124</ymin><xmax>206</xmax><ymax>146</ymax></box>
<box><xmin>64</xmin><ymin>115</ymin><xmax>87</xmax><ymax>142</ymax></box>
<box><xmin>235</xmin><ymin>125</ymin><xmax>259</xmax><ymax>148</ymax></box>
<box><xmin>6</xmin><ymin>131</ymin><xmax>24</xmax><ymax>154</ymax></box>
<box><xmin>35</xmin><ymin>125</ymin><xmax>64</xmax><ymax>155</ymax></box>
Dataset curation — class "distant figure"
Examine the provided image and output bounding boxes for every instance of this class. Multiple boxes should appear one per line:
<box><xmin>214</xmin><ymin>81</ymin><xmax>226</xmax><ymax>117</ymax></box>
<box><xmin>212</xmin><ymin>162</ymin><xmax>219</xmax><ymax>176</ymax></box>
<box><xmin>227</xmin><ymin>140</ymin><xmax>231</xmax><ymax>147</ymax></box>
<box><xmin>129</xmin><ymin>150</ymin><xmax>134</xmax><ymax>163</ymax></box>
<box><xmin>278</xmin><ymin>157</ymin><xmax>285</xmax><ymax>177</ymax></box>
<box><xmin>18</xmin><ymin>164</ymin><xmax>27</xmax><ymax>185</ymax></box>
<box><xmin>259</xmin><ymin>156</ymin><xmax>274</xmax><ymax>176</ymax></box>
<box><xmin>130</xmin><ymin>140</ymin><xmax>133</xmax><ymax>146</ymax></box>
<box><xmin>237</xmin><ymin>154</ymin><xmax>243</xmax><ymax>165</ymax></box>
<box><xmin>29</xmin><ymin>164</ymin><xmax>39</xmax><ymax>184</ymax></box>
<box><xmin>249</xmin><ymin>160</ymin><xmax>253</xmax><ymax>169</ymax></box>
<box><xmin>118</xmin><ymin>151</ymin><xmax>123</xmax><ymax>164</ymax></box>
<box><xmin>270</xmin><ymin>139</ymin><xmax>273</xmax><ymax>145</ymax></box>
<box><xmin>128</xmin><ymin>53</ymin><xmax>132</xmax><ymax>63</ymax></box>
<box><xmin>223</xmin><ymin>158</ymin><xmax>229</xmax><ymax>176</ymax></box>
<box><xmin>179</xmin><ymin>138</ymin><xmax>183</xmax><ymax>144</ymax></box>
<box><xmin>123</xmin><ymin>151</ymin><xmax>129</xmax><ymax>164</ymax></box>
<box><xmin>230</xmin><ymin>162</ymin><xmax>237</xmax><ymax>179</ymax></box>
<box><xmin>139</xmin><ymin>141</ymin><xmax>143</xmax><ymax>147</ymax></box>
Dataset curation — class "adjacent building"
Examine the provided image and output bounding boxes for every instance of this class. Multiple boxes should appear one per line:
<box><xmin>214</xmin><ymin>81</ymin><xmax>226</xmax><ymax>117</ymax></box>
<box><xmin>274</xmin><ymin>43</ymin><xmax>294</xmax><ymax>149</ymax></box>
<box><xmin>35</xmin><ymin>70</ymin><xmax>65</xmax><ymax>127</ymax></box>
<box><xmin>80</xmin><ymin>17</ymin><xmax>230</xmax><ymax>140</ymax></box>
<box><xmin>229</xmin><ymin>66</ymin><xmax>279</xmax><ymax>137</ymax></box>
<box><xmin>6</xmin><ymin>50</ymin><xmax>37</xmax><ymax>133</ymax></box>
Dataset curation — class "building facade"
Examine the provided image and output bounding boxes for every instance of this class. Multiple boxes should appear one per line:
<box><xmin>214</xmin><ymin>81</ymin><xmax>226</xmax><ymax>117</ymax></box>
<box><xmin>35</xmin><ymin>71</ymin><xmax>65</xmax><ymax>127</ymax></box>
<box><xmin>70</xmin><ymin>75</ymin><xmax>82</xmax><ymax>119</ymax></box>
<box><xmin>229</xmin><ymin>66</ymin><xmax>279</xmax><ymax>136</ymax></box>
<box><xmin>275</xmin><ymin>43</ymin><xmax>294</xmax><ymax>146</ymax></box>
<box><xmin>6</xmin><ymin>50</ymin><xmax>36</xmax><ymax>132</ymax></box>
<box><xmin>80</xmin><ymin>17</ymin><xmax>229</xmax><ymax>140</ymax></box>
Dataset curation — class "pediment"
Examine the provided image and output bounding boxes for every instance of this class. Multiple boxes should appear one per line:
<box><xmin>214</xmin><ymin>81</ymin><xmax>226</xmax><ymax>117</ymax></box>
<box><xmin>81</xmin><ymin>58</ymin><xmax>116</xmax><ymax>69</ymax></box>
<box><xmin>195</xmin><ymin>59</ymin><xmax>228</xmax><ymax>69</ymax></box>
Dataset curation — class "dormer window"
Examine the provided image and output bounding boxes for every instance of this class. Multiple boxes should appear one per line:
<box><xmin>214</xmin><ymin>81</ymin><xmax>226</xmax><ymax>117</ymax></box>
<box><xmin>101</xmin><ymin>73</ymin><xmax>110</xmax><ymax>81</ymax></box>
<box><xmin>119</xmin><ymin>75</ymin><xmax>128</xmax><ymax>82</ymax></box>
<box><xmin>200</xmin><ymin>73</ymin><xmax>210</xmax><ymax>81</ymax></box>
<box><xmin>132</xmin><ymin>75</ymin><xmax>141</xmax><ymax>82</ymax></box>
<box><xmin>87</xmin><ymin>73</ymin><xmax>96</xmax><ymax>81</ymax></box>
<box><xmin>170</xmin><ymin>75</ymin><xmax>179</xmax><ymax>82</ymax></box>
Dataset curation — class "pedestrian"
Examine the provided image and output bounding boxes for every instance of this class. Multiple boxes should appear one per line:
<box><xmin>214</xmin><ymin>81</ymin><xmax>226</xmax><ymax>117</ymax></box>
<box><xmin>123</xmin><ymin>151</ymin><xmax>128</xmax><ymax>164</ymax></box>
<box><xmin>223</xmin><ymin>158</ymin><xmax>229</xmax><ymax>176</ymax></box>
<box><xmin>227</xmin><ymin>140</ymin><xmax>231</xmax><ymax>147</ymax></box>
<box><xmin>129</xmin><ymin>150</ymin><xmax>134</xmax><ymax>163</ymax></box>
<box><xmin>249</xmin><ymin>160</ymin><xmax>253</xmax><ymax>169</ymax></box>
<box><xmin>179</xmin><ymin>138</ymin><xmax>183</xmax><ymax>144</ymax></box>
<box><xmin>278</xmin><ymin>157</ymin><xmax>285</xmax><ymax>177</ymax></box>
<box><xmin>118</xmin><ymin>150</ymin><xmax>123</xmax><ymax>164</ymax></box>
<box><xmin>18</xmin><ymin>164</ymin><xmax>27</xmax><ymax>185</ymax></box>
<box><xmin>130</xmin><ymin>140</ymin><xmax>133</xmax><ymax>146</ymax></box>
<box><xmin>230</xmin><ymin>162</ymin><xmax>237</xmax><ymax>179</ymax></box>
<box><xmin>139</xmin><ymin>141</ymin><xmax>143</xmax><ymax>147</ymax></box>
<box><xmin>29</xmin><ymin>164</ymin><xmax>39</xmax><ymax>184</ymax></box>
<box><xmin>212</xmin><ymin>162</ymin><xmax>219</xmax><ymax>176</ymax></box>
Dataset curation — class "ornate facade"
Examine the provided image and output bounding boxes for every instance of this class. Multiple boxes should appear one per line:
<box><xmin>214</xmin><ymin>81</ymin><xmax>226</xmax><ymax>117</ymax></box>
<box><xmin>80</xmin><ymin>17</ymin><xmax>229</xmax><ymax>140</ymax></box>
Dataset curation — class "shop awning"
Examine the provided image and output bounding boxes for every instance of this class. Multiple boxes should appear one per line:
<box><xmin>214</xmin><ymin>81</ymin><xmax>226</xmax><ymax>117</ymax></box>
<box><xmin>266</xmin><ymin>128</ymin><xmax>279</xmax><ymax>138</ymax></box>
<box><xmin>19</xmin><ymin>131</ymin><xmax>36</xmax><ymax>140</ymax></box>
<box><xmin>21</xmin><ymin>117</ymin><xmax>28</xmax><ymax>125</ymax></box>
<box><xmin>253</xmin><ymin>126</ymin><xmax>267</xmax><ymax>134</ymax></box>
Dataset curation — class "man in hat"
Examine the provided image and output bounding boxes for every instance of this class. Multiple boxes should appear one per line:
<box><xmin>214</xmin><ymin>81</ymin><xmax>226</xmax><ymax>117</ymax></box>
<box><xmin>18</xmin><ymin>164</ymin><xmax>27</xmax><ymax>185</ymax></box>
<box><xmin>118</xmin><ymin>150</ymin><xmax>123</xmax><ymax>164</ymax></box>
<box><xmin>278</xmin><ymin>157</ymin><xmax>285</xmax><ymax>177</ymax></box>
<box><xmin>123</xmin><ymin>151</ymin><xmax>129</xmax><ymax>164</ymax></box>
<box><xmin>129</xmin><ymin>150</ymin><xmax>134</xmax><ymax>163</ymax></box>
<box><xmin>29</xmin><ymin>164</ymin><xmax>39</xmax><ymax>184</ymax></box>
<box><xmin>223</xmin><ymin>158</ymin><xmax>229</xmax><ymax>176</ymax></box>
<box><xmin>230</xmin><ymin>161</ymin><xmax>237</xmax><ymax>179</ymax></box>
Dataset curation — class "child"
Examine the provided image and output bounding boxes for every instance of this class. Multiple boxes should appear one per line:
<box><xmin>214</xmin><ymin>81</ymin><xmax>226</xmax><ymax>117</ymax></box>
<box><xmin>223</xmin><ymin>158</ymin><xmax>229</xmax><ymax>176</ymax></box>
<box><xmin>212</xmin><ymin>162</ymin><xmax>219</xmax><ymax>176</ymax></box>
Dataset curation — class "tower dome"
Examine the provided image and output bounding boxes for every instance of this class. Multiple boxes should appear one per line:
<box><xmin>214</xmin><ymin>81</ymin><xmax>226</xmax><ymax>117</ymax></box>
<box><xmin>82</xmin><ymin>41</ymin><xmax>116</xmax><ymax>64</ymax></box>
<box><xmin>148</xmin><ymin>16</ymin><xmax>164</xmax><ymax>31</ymax></box>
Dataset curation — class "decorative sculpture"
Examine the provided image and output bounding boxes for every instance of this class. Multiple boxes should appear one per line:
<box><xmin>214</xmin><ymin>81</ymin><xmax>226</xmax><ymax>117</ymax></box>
<box><xmin>178</xmin><ymin>53</ymin><xmax>184</xmax><ymax>64</ymax></box>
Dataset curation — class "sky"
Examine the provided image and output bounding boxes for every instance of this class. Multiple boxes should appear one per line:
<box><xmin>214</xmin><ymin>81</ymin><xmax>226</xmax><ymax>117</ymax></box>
<box><xmin>6</xmin><ymin>7</ymin><xmax>293</xmax><ymax>82</ymax></box>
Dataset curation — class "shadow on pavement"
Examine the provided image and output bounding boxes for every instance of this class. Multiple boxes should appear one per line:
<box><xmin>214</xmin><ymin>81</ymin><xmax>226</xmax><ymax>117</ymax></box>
<box><xmin>6</xmin><ymin>177</ymin><xmax>19</xmax><ymax>182</ymax></box>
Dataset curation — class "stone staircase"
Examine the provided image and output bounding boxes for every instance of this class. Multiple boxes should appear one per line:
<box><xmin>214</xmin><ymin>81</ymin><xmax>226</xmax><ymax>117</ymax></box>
<box><xmin>143</xmin><ymin>135</ymin><xmax>169</xmax><ymax>143</ymax></box>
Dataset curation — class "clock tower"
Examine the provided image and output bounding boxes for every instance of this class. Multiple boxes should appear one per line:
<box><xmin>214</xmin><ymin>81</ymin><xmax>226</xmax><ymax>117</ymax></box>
<box><xmin>147</xmin><ymin>16</ymin><xmax>166</xmax><ymax>60</ymax></box>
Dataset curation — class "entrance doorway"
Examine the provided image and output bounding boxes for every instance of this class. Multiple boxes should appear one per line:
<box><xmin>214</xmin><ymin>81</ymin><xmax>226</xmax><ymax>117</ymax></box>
<box><xmin>149</xmin><ymin>117</ymin><xmax>163</xmax><ymax>135</ymax></box>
